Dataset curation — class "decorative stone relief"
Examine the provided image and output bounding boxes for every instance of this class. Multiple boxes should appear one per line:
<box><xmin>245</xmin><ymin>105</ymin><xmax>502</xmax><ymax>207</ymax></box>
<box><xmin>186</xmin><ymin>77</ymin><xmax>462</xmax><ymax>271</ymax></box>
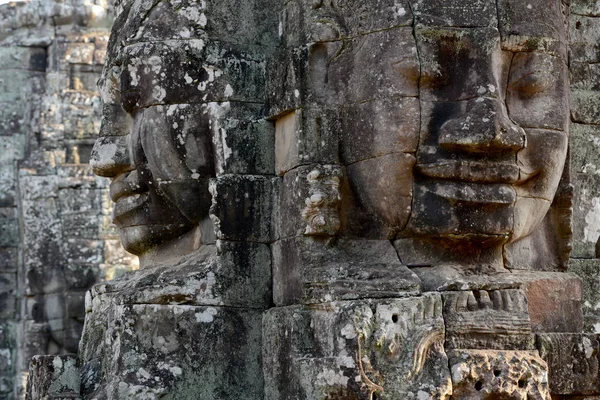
<box><xmin>448</xmin><ymin>350</ymin><xmax>551</xmax><ymax>399</ymax></box>
<box><xmin>263</xmin><ymin>294</ymin><xmax>452</xmax><ymax>400</ymax></box>
<box><xmin>301</xmin><ymin>166</ymin><xmax>342</xmax><ymax>236</ymax></box>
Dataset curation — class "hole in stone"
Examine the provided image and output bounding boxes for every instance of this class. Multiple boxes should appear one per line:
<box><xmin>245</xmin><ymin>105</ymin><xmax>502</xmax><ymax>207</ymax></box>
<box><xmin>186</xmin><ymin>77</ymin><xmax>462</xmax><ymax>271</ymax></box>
<box><xmin>518</xmin><ymin>379</ymin><xmax>527</xmax><ymax>388</ymax></box>
<box><xmin>391</xmin><ymin>314</ymin><xmax>399</xmax><ymax>323</ymax></box>
<box><xmin>475</xmin><ymin>380</ymin><xmax>483</xmax><ymax>391</ymax></box>
<box><xmin>576</xmin><ymin>20</ymin><xmax>582</xmax><ymax>29</ymax></box>
<box><xmin>493</xmin><ymin>369</ymin><xmax>501</xmax><ymax>377</ymax></box>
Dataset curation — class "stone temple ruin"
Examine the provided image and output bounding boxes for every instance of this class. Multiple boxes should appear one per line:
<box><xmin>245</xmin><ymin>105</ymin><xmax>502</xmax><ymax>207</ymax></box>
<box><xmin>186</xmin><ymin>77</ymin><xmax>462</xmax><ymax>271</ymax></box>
<box><xmin>0</xmin><ymin>0</ymin><xmax>599</xmax><ymax>398</ymax></box>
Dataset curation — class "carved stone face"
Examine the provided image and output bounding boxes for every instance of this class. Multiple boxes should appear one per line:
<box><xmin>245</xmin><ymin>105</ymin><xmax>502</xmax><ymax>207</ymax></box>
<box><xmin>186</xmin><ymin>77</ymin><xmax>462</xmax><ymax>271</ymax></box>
<box><xmin>290</xmin><ymin>0</ymin><xmax>570</xmax><ymax>270</ymax></box>
<box><xmin>405</xmin><ymin>22</ymin><xmax>569</xmax><ymax>247</ymax></box>
<box><xmin>90</xmin><ymin>12</ymin><xmax>216</xmax><ymax>261</ymax></box>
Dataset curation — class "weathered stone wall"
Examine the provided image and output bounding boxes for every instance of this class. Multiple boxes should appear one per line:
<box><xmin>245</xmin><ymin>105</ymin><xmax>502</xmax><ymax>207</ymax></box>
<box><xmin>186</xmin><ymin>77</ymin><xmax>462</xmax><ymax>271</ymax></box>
<box><xmin>0</xmin><ymin>1</ymin><xmax>135</xmax><ymax>398</ymax></box>
<box><xmin>569</xmin><ymin>0</ymin><xmax>600</xmax><ymax>335</ymax></box>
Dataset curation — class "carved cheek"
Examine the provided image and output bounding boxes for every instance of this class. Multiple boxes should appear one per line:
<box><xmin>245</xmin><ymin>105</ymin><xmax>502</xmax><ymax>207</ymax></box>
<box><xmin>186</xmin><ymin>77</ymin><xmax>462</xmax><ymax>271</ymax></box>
<box><xmin>346</xmin><ymin>153</ymin><xmax>415</xmax><ymax>230</ymax></box>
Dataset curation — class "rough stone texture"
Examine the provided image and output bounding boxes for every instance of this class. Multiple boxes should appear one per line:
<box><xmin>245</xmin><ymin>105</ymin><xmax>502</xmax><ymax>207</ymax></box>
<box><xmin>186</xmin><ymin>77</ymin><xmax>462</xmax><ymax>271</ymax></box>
<box><xmin>570</xmin><ymin>259</ymin><xmax>600</xmax><ymax>333</ymax></box>
<box><xmin>25</xmin><ymin>355</ymin><xmax>81</xmax><ymax>400</ymax></box>
<box><xmin>0</xmin><ymin>1</ymin><xmax>137</xmax><ymax>398</ymax></box>
<box><xmin>443</xmin><ymin>289</ymin><xmax>535</xmax><ymax>350</ymax></box>
<box><xmin>521</xmin><ymin>273</ymin><xmax>584</xmax><ymax>333</ymax></box>
<box><xmin>263</xmin><ymin>294</ymin><xmax>452</xmax><ymax>400</ymax></box>
<box><xmin>80</xmin><ymin>301</ymin><xmax>263</xmax><ymax>399</ymax></box>
<box><xmin>448</xmin><ymin>349</ymin><xmax>551</xmax><ymax>399</ymax></box>
<box><xmin>537</xmin><ymin>334</ymin><xmax>600</xmax><ymax>395</ymax></box>
<box><xmin>272</xmin><ymin>237</ymin><xmax>420</xmax><ymax>306</ymax></box>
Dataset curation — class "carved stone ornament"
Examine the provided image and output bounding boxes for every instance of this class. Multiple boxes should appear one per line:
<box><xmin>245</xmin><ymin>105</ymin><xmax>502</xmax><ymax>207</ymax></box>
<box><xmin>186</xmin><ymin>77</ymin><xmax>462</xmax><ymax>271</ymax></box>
<box><xmin>301</xmin><ymin>166</ymin><xmax>342</xmax><ymax>236</ymax></box>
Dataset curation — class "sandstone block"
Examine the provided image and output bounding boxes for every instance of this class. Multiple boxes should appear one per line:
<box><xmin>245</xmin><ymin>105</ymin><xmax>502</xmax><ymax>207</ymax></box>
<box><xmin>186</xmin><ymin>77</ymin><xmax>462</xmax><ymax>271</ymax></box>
<box><xmin>263</xmin><ymin>295</ymin><xmax>451</xmax><ymax>400</ymax></box>
<box><xmin>0</xmin><ymin>208</ymin><xmax>17</xmax><ymax>247</ymax></box>
<box><xmin>570</xmin><ymin>15</ymin><xmax>600</xmax><ymax>63</ymax></box>
<box><xmin>26</xmin><ymin>355</ymin><xmax>81</xmax><ymax>400</ymax></box>
<box><xmin>80</xmin><ymin>303</ymin><xmax>264</xmax><ymax>400</ymax></box>
<box><xmin>0</xmin><ymin>46</ymin><xmax>46</xmax><ymax>71</ymax></box>
<box><xmin>413</xmin><ymin>0</ymin><xmax>497</xmax><ymax>27</ymax></box>
<box><xmin>572</xmin><ymin>0</ymin><xmax>600</xmax><ymax>16</ymax></box>
<box><xmin>0</xmin><ymin>164</ymin><xmax>16</xmax><ymax>208</ymax></box>
<box><xmin>210</xmin><ymin>175</ymin><xmax>275</xmax><ymax>243</ymax></box>
<box><xmin>114</xmin><ymin>0</ymin><xmax>278</xmax><ymax>49</ymax></box>
<box><xmin>569</xmin><ymin>259</ymin><xmax>600</xmax><ymax>334</ymax></box>
<box><xmin>272</xmin><ymin>237</ymin><xmax>420</xmax><ymax>306</ymax></box>
<box><xmin>91</xmin><ymin>241</ymin><xmax>271</xmax><ymax>309</ymax></box>
<box><xmin>572</xmin><ymin>173</ymin><xmax>600</xmax><ymax>258</ymax></box>
<box><xmin>210</xmin><ymin>103</ymin><xmax>274</xmax><ymax>176</ymax></box>
<box><xmin>0</xmin><ymin>101</ymin><xmax>27</xmax><ymax>136</ymax></box>
<box><xmin>340</xmin><ymin>97</ymin><xmax>420</xmax><ymax>165</ymax></box>
<box><xmin>118</xmin><ymin>40</ymin><xmax>266</xmax><ymax>109</ymax></box>
<box><xmin>282</xmin><ymin>0</ymin><xmax>412</xmax><ymax>47</ymax></box>
<box><xmin>277</xmin><ymin>164</ymin><xmax>342</xmax><ymax>239</ymax></box>
<box><xmin>572</xmin><ymin>124</ymin><xmax>600</xmax><ymax>176</ymax></box>
<box><xmin>521</xmin><ymin>272</ymin><xmax>583</xmax><ymax>333</ymax></box>
<box><xmin>274</xmin><ymin>108</ymin><xmax>340</xmax><ymax>175</ymax></box>
<box><xmin>448</xmin><ymin>349</ymin><xmax>550</xmax><ymax>399</ymax></box>
<box><xmin>416</xmin><ymin>27</ymin><xmax>504</xmax><ymax>102</ymax></box>
<box><xmin>537</xmin><ymin>333</ymin><xmax>600</xmax><ymax>395</ymax></box>
<box><xmin>0</xmin><ymin>247</ymin><xmax>17</xmax><ymax>272</ymax></box>
<box><xmin>572</xmin><ymin>90</ymin><xmax>600</xmax><ymax>124</ymax></box>
<box><xmin>499</xmin><ymin>0</ymin><xmax>567</xmax><ymax>57</ymax></box>
<box><xmin>443</xmin><ymin>289</ymin><xmax>535</xmax><ymax>350</ymax></box>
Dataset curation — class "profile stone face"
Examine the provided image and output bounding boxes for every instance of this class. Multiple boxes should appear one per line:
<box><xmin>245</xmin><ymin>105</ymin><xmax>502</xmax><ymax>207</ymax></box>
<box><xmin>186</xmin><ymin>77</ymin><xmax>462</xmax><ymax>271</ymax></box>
<box><xmin>90</xmin><ymin>6</ymin><xmax>225</xmax><ymax>263</ymax></box>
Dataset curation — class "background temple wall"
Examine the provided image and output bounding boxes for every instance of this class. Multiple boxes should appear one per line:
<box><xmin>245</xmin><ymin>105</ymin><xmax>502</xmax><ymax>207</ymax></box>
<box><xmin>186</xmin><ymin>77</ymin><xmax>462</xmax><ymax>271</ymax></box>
<box><xmin>0</xmin><ymin>1</ymin><xmax>135</xmax><ymax>398</ymax></box>
<box><xmin>569</xmin><ymin>1</ymin><xmax>600</xmax><ymax>335</ymax></box>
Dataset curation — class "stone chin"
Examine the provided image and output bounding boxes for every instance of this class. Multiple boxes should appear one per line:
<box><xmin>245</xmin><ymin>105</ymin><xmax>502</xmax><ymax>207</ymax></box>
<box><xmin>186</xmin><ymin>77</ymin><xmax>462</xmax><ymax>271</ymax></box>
<box><xmin>117</xmin><ymin>223</ymin><xmax>194</xmax><ymax>257</ymax></box>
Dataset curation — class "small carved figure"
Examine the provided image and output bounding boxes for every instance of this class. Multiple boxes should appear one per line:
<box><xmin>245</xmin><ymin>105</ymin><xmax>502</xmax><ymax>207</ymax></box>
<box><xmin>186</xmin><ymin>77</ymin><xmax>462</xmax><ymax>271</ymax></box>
<box><xmin>302</xmin><ymin>166</ymin><xmax>342</xmax><ymax>236</ymax></box>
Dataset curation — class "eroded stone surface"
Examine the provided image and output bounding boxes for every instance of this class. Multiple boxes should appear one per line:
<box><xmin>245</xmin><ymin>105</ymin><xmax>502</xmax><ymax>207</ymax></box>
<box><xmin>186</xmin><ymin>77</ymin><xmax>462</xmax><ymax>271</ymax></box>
<box><xmin>26</xmin><ymin>355</ymin><xmax>81</xmax><ymax>400</ymax></box>
<box><xmin>443</xmin><ymin>289</ymin><xmax>534</xmax><ymax>350</ymax></box>
<box><xmin>448</xmin><ymin>349</ymin><xmax>551</xmax><ymax>399</ymax></box>
<box><xmin>264</xmin><ymin>294</ymin><xmax>451</xmax><ymax>400</ymax></box>
<box><xmin>537</xmin><ymin>334</ymin><xmax>600</xmax><ymax>395</ymax></box>
<box><xmin>272</xmin><ymin>237</ymin><xmax>420</xmax><ymax>306</ymax></box>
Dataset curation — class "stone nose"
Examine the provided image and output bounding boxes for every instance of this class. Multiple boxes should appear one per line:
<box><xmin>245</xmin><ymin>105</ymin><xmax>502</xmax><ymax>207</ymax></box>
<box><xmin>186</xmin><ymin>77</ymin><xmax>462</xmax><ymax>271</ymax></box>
<box><xmin>90</xmin><ymin>134</ymin><xmax>133</xmax><ymax>177</ymax></box>
<box><xmin>438</xmin><ymin>99</ymin><xmax>526</xmax><ymax>155</ymax></box>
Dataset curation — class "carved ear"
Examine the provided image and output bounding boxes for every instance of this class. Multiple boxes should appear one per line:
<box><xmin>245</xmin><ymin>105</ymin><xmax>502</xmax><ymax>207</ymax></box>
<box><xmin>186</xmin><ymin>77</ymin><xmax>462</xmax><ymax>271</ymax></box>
<box><xmin>503</xmin><ymin>146</ymin><xmax>573</xmax><ymax>271</ymax></box>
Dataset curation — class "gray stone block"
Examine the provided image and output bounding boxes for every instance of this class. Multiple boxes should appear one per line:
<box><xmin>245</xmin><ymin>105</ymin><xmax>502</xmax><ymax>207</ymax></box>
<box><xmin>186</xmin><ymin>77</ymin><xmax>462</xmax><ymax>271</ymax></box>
<box><xmin>210</xmin><ymin>175</ymin><xmax>275</xmax><ymax>243</ymax></box>
<box><xmin>0</xmin><ymin>208</ymin><xmax>18</xmax><ymax>247</ymax></box>
<box><xmin>570</xmin><ymin>15</ymin><xmax>600</xmax><ymax>63</ymax></box>
<box><xmin>26</xmin><ymin>355</ymin><xmax>81</xmax><ymax>400</ymax></box>
<box><xmin>263</xmin><ymin>295</ymin><xmax>451</xmax><ymax>400</ymax></box>
<box><xmin>573</xmin><ymin>173</ymin><xmax>600</xmax><ymax>258</ymax></box>
<box><xmin>0</xmin><ymin>248</ymin><xmax>17</xmax><ymax>272</ymax></box>
<box><xmin>80</xmin><ymin>303</ymin><xmax>264</xmax><ymax>400</ymax></box>
<box><xmin>443</xmin><ymin>289</ymin><xmax>535</xmax><ymax>350</ymax></box>
<box><xmin>570</xmin><ymin>258</ymin><xmax>600</xmax><ymax>334</ymax></box>
<box><xmin>448</xmin><ymin>349</ymin><xmax>550</xmax><ymax>399</ymax></box>
<box><xmin>413</xmin><ymin>0</ymin><xmax>497</xmax><ymax>27</ymax></box>
<box><xmin>91</xmin><ymin>241</ymin><xmax>271</xmax><ymax>309</ymax></box>
<box><xmin>537</xmin><ymin>333</ymin><xmax>600</xmax><ymax>395</ymax></box>
<box><xmin>272</xmin><ymin>237</ymin><xmax>420</xmax><ymax>305</ymax></box>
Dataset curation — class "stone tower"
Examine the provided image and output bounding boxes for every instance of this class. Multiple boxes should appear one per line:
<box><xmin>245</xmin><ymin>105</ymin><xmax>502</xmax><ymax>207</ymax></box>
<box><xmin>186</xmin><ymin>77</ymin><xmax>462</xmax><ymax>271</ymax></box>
<box><xmin>25</xmin><ymin>0</ymin><xmax>600</xmax><ymax>398</ymax></box>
